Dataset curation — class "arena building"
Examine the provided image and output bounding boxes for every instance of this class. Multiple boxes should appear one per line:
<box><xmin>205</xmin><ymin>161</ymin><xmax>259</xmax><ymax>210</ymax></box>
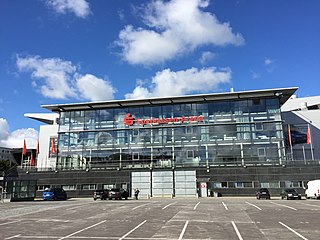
<box><xmin>5</xmin><ymin>87</ymin><xmax>320</xmax><ymax>199</ymax></box>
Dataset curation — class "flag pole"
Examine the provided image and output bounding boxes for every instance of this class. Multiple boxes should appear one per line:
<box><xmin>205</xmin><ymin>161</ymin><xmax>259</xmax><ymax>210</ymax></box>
<box><xmin>21</xmin><ymin>150</ymin><xmax>23</xmax><ymax>168</ymax></box>
<box><xmin>302</xmin><ymin>145</ymin><xmax>306</xmax><ymax>164</ymax></box>
<box><xmin>288</xmin><ymin>124</ymin><xmax>294</xmax><ymax>161</ymax></box>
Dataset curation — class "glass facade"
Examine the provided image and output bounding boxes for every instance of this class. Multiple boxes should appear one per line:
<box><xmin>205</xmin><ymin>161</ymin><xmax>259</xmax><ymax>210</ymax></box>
<box><xmin>55</xmin><ymin>97</ymin><xmax>286</xmax><ymax>170</ymax></box>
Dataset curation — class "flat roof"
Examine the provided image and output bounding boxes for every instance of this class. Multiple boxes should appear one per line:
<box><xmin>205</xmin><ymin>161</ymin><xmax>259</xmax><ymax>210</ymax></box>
<box><xmin>42</xmin><ymin>87</ymin><xmax>298</xmax><ymax>112</ymax></box>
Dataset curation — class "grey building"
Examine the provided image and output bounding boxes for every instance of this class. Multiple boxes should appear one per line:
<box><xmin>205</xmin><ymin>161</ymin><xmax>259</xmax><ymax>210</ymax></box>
<box><xmin>5</xmin><ymin>87</ymin><xmax>320</xmax><ymax>199</ymax></box>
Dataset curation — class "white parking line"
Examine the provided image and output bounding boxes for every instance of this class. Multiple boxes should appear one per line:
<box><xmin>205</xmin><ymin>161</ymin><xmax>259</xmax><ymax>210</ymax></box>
<box><xmin>57</xmin><ymin>220</ymin><xmax>106</xmax><ymax>240</ymax></box>
<box><xmin>4</xmin><ymin>235</ymin><xmax>21</xmax><ymax>240</ymax></box>
<box><xmin>222</xmin><ymin>202</ymin><xmax>228</xmax><ymax>210</ymax></box>
<box><xmin>270</xmin><ymin>202</ymin><xmax>297</xmax><ymax>211</ymax></box>
<box><xmin>119</xmin><ymin>220</ymin><xmax>147</xmax><ymax>240</ymax></box>
<box><xmin>193</xmin><ymin>202</ymin><xmax>200</xmax><ymax>210</ymax></box>
<box><xmin>245</xmin><ymin>202</ymin><xmax>262</xmax><ymax>210</ymax></box>
<box><xmin>162</xmin><ymin>202</ymin><xmax>177</xmax><ymax>210</ymax></box>
<box><xmin>297</xmin><ymin>202</ymin><xmax>320</xmax><ymax>208</ymax></box>
<box><xmin>132</xmin><ymin>203</ymin><xmax>150</xmax><ymax>210</ymax></box>
<box><xmin>67</xmin><ymin>203</ymin><xmax>92</xmax><ymax>211</ymax></box>
<box><xmin>231</xmin><ymin>221</ymin><xmax>244</xmax><ymax>240</ymax></box>
<box><xmin>178</xmin><ymin>220</ymin><xmax>189</xmax><ymax>240</ymax></box>
<box><xmin>0</xmin><ymin>220</ymin><xmax>20</xmax><ymax>226</ymax></box>
<box><xmin>279</xmin><ymin>222</ymin><xmax>309</xmax><ymax>240</ymax></box>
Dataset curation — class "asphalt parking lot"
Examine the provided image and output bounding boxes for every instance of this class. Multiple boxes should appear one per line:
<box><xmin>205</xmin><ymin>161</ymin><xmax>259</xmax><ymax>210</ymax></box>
<box><xmin>0</xmin><ymin>197</ymin><xmax>320</xmax><ymax>240</ymax></box>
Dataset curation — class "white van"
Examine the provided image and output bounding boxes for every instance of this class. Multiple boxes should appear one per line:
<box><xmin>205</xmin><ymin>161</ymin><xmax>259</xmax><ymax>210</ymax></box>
<box><xmin>305</xmin><ymin>180</ymin><xmax>320</xmax><ymax>199</ymax></box>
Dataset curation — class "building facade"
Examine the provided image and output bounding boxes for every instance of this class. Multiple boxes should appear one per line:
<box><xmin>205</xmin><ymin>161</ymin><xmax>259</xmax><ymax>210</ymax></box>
<box><xmin>6</xmin><ymin>87</ymin><xmax>320</xmax><ymax>199</ymax></box>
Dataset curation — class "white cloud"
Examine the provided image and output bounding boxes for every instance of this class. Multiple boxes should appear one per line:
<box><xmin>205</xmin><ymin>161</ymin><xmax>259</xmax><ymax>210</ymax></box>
<box><xmin>125</xmin><ymin>85</ymin><xmax>154</xmax><ymax>100</ymax></box>
<box><xmin>0</xmin><ymin>118</ymin><xmax>38</xmax><ymax>149</ymax></box>
<box><xmin>45</xmin><ymin>0</ymin><xmax>91</xmax><ymax>18</ymax></box>
<box><xmin>116</xmin><ymin>0</ymin><xmax>244</xmax><ymax>65</ymax></box>
<box><xmin>250</xmin><ymin>70</ymin><xmax>260</xmax><ymax>80</ymax></box>
<box><xmin>16</xmin><ymin>55</ymin><xmax>77</xmax><ymax>99</ymax></box>
<box><xmin>16</xmin><ymin>55</ymin><xmax>116</xmax><ymax>101</ymax></box>
<box><xmin>76</xmin><ymin>74</ymin><xmax>116</xmax><ymax>101</ymax></box>
<box><xmin>200</xmin><ymin>51</ymin><xmax>216</xmax><ymax>64</ymax></box>
<box><xmin>0</xmin><ymin>118</ymin><xmax>10</xmax><ymax>141</ymax></box>
<box><xmin>125</xmin><ymin>67</ymin><xmax>231</xmax><ymax>99</ymax></box>
<box><xmin>264</xmin><ymin>58</ymin><xmax>274</xmax><ymax>66</ymax></box>
<box><xmin>264</xmin><ymin>58</ymin><xmax>277</xmax><ymax>72</ymax></box>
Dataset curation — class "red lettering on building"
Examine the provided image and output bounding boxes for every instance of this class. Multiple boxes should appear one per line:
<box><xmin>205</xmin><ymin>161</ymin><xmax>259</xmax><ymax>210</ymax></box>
<box><xmin>125</xmin><ymin>113</ymin><xmax>204</xmax><ymax>127</ymax></box>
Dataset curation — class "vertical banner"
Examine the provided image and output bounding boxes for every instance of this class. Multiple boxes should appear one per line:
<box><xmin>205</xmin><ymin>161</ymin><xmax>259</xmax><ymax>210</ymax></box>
<box><xmin>23</xmin><ymin>139</ymin><xmax>27</xmax><ymax>155</ymax></box>
<box><xmin>307</xmin><ymin>124</ymin><xmax>312</xmax><ymax>144</ymax></box>
<box><xmin>30</xmin><ymin>153</ymin><xmax>35</xmax><ymax>166</ymax></box>
<box><xmin>51</xmin><ymin>138</ymin><xmax>56</xmax><ymax>154</ymax></box>
<box><xmin>307</xmin><ymin>124</ymin><xmax>314</xmax><ymax>160</ymax></box>
<box><xmin>21</xmin><ymin>139</ymin><xmax>27</xmax><ymax>167</ymax></box>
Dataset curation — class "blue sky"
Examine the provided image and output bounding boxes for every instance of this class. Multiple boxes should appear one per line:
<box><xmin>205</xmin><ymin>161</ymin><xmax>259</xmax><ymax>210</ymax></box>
<box><xmin>0</xmin><ymin>0</ymin><xmax>320</xmax><ymax>148</ymax></box>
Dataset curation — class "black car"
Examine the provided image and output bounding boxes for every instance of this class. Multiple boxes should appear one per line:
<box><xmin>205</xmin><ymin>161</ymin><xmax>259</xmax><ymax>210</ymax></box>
<box><xmin>108</xmin><ymin>188</ymin><xmax>129</xmax><ymax>200</ymax></box>
<box><xmin>43</xmin><ymin>188</ymin><xmax>67</xmax><ymax>201</ymax></box>
<box><xmin>256</xmin><ymin>188</ymin><xmax>271</xmax><ymax>200</ymax></box>
<box><xmin>280</xmin><ymin>188</ymin><xmax>302</xmax><ymax>200</ymax></box>
<box><xmin>93</xmin><ymin>189</ymin><xmax>109</xmax><ymax>200</ymax></box>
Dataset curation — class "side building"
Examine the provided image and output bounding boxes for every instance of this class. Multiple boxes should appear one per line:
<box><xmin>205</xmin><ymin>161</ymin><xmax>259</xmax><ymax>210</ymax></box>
<box><xmin>5</xmin><ymin>87</ymin><xmax>320</xmax><ymax>198</ymax></box>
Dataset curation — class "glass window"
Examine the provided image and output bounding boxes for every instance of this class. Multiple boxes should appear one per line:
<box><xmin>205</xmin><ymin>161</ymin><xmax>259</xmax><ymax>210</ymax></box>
<box><xmin>37</xmin><ymin>185</ymin><xmax>50</xmax><ymax>191</ymax></box>
<box><xmin>132</xmin><ymin>152</ymin><xmax>139</xmax><ymax>160</ymax></box>
<box><xmin>260</xmin><ymin>182</ymin><xmax>279</xmax><ymax>188</ymax></box>
<box><xmin>172</xmin><ymin>104</ymin><xmax>181</xmax><ymax>117</ymax></box>
<box><xmin>235</xmin><ymin>182</ymin><xmax>244</xmax><ymax>188</ymax></box>
<box><xmin>162</xmin><ymin>105</ymin><xmax>172</xmax><ymax>118</ymax></box>
<box><xmin>255</xmin><ymin>123</ymin><xmax>263</xmax><ymax>131</ymax></box>
<box><xmin>258</xmin><ymin>148</ymin><xmax>266</xmax><ymax>157</ymax></box>
<box><xmin>70</xmin><ymin>111</ymin><xmax>85</xmax><ymax>130</ymax></box>
<box><xmin>208</xmin><ymin>101</ymin><xmax>232</xmax><ymax>115</ymax></box>
<box><xmin>59</xmin><ymin>112</ymin><xmax>70</xmax><ymax>132</ymax></box>
<box><xmin>212</xmin><ymin>182</ymin><xmax>228</xmax><ymax>188</ymax></box>
<box><xmin>187</xmin><ymin>150</ymin><xmax>194</xmax><ymax>159</ymax></box>
<box><xmin>248</xmin><ymin>99</ymin><xmax>266</xmax><ymax>113</ymax></box>
<box><xmin>103</xmin><ymin>184</ymin><xmax>115</xmax><ymax>189</ymax></box>
<box><xmin>62</xmin><ymin>185</ymin><xmax>76</xmax><ymax>190</ymax></box>
<box><xmin>82</xmin><ymin>184</ymin><xmax>96</xmax><ymax>190</ymax></box>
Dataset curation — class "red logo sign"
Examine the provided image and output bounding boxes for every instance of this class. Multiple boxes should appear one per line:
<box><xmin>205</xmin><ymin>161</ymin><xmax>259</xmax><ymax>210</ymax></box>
<box><xmin>123</xmin><ymin>113</ymin><xmax>204</xmax><ymax>126</ymax></box>
<box><xmin>124</xmin><ymin>113</ymin><xmax>134</xmax><ymax>126</ymax></box>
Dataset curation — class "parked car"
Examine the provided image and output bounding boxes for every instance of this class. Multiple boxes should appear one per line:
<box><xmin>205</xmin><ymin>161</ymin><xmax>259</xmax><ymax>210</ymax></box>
<box><xmin>93</xmin><ymin>189</ymin><xmax>109</xmax><ymax>200</ymax></box>
<box><xmin>256</xmin><ymin>188</ymin><xmax>271</xmax><ymax>200</ymax></box>
<box><xmin>108</xmin><ymin>188</ymin><xmax>129</xmax><ymax>200</ymax></box>
<box><xmin>43</xmin><ymin>188</ymin><xmax>67</xmax><ymax>200</ymax></box>
<box><xmin>280</xmin><ymin>188</ymin><xmax>302</xmax><ymax>200</ymax></box>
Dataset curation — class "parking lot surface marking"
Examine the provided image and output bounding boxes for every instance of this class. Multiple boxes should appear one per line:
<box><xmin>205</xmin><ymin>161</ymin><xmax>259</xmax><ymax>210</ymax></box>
<box><xmin>193</xmin><ymin>202</ymin><xmax>200</xmax><ymax>210</ymax></box>
<box><xmin>119</xmin><ymin>220</ymin><xmax>147</xmax><ymax>240</ymax></box>
<box><xmin>231</xmin><ymin>221</ymin><xmax>244</xmax><ymax>240</ymax></box>
<box><xmin>132</xmin><ymin>203</ymin><xmax>150</xmax><ymax>210</ymax></box>
<box><xmin>178</xmin><ymin>220</ymin><xmax>189</xmax><ymax>240</ymax></box>
<box><xmin>270</xmin><ymin>201</ymin><xmax>297</xmax><ymax>211</ymax></box>
<box><xmin>297</xmin><ymin>202</ymin><xmax>320</xmax><ymax>208</ymax></box>
<box><xmin>67</xmin><ymin>203</ymin><xmax>93</xmax><ymax>211</ymax></box>
<box><xmin>1</xmin><ymin>198</ymin><xmax>320</xmax><ymax>240</ymax></box>
<box><xmin>245</xmin><ymin>202</ymin><xmax>262</xmax><ymax>210</ymax></box>
<box><xmin>4</xmin><ymin>234</ymin><xmax>21</xmax><ymax>240</ymax></box>
<box><xmin>279</xmin><ymin>221</ymin><xmax>309</xmax><ymax>240</ymax></box>
<box><xmin>0</xmin><ymin>220</ymin><xmax>20</xmax><ymax>226</ymax></box>
<box><xmin>222</xmin><ymin>201</ymin><xmax>228</xmax><ymax>210</ymax></box>
<box><xmin>162</xmin><ymin>202</ymin><xmax>177</xmax><ymax>210</ymax></box>
<box><xmin>58</xmin><ymin>220</ymin><xmax>106</xmax><ymax>240</ymax></box>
